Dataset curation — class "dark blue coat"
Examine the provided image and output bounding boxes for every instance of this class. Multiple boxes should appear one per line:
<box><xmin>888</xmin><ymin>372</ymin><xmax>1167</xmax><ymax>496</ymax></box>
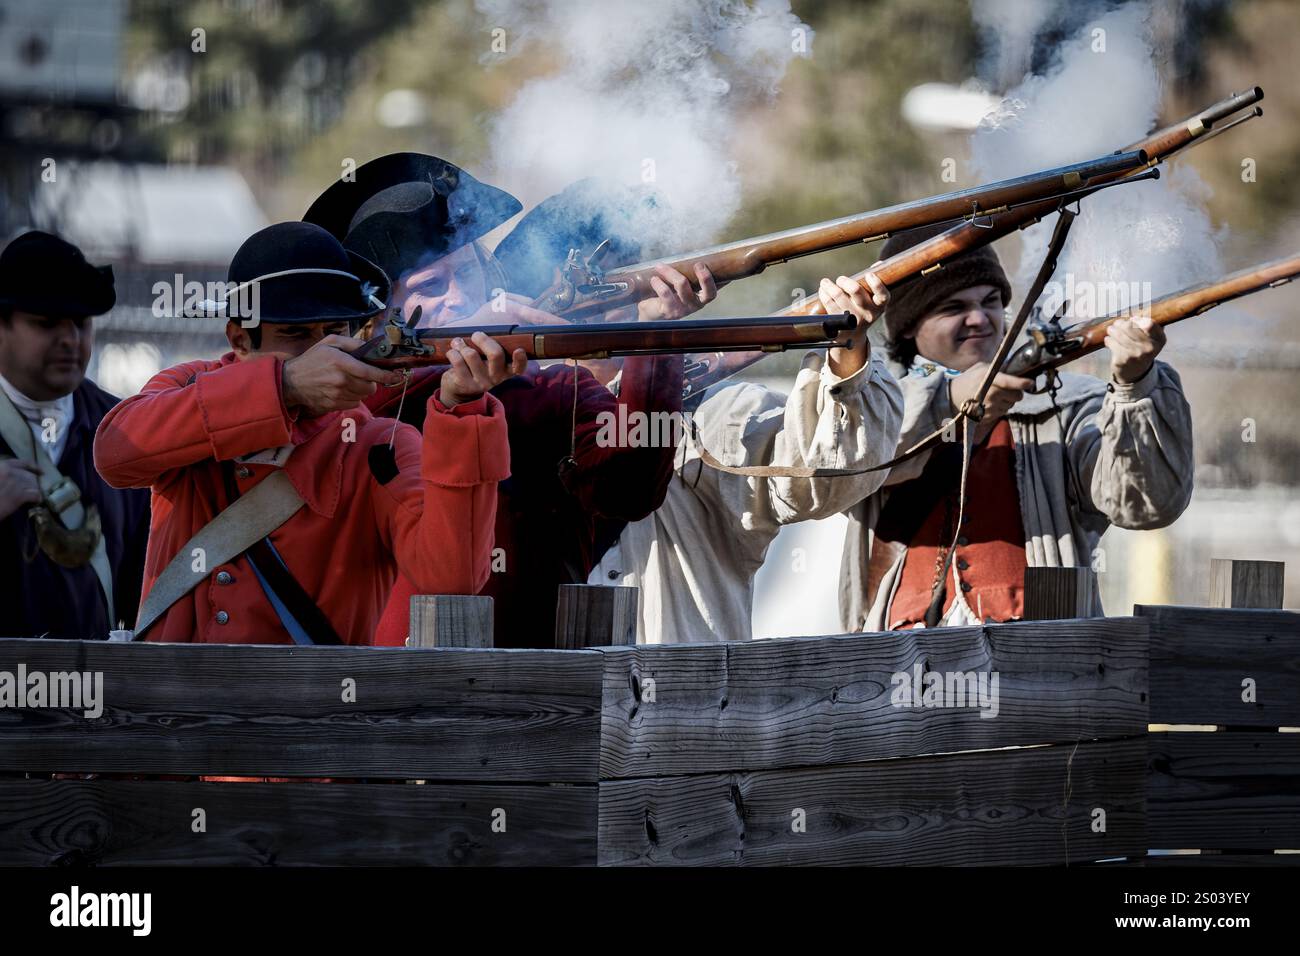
<box><xmin>0</xmin><ymin>378</ymin><xmax>150</xmax><ymax>639</ymax></box>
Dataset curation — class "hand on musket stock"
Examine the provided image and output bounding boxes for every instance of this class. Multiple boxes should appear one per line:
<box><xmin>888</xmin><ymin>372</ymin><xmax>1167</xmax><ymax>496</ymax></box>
<box><xmin>818</xmin><ymin>272</ymin><xmax>889</xmax><ymax>378</ymax></box>
<box><xmin>1104</xmin><ymin>314</ymin><xmax>1167</xmax><ymax>385</ymax></box>
<box><xmin>439</xmin><ymin>331</ymin><xmax>530</xmax><ymax>406</ymax></box>
<box><xmin>573</xmin><ymin>262</ymin><xmax>719</xmax><ymax>384</ymax></box>
<box><xmin>638</xmin><ymin>263</ymin><xmax>720</xmax><ymax>321</ymax></box>
<box><xmin>278</xmin><ymin>329</ymin><xmax>544</xmax><ymax>413</ymax></box>
<box><xmin>948</xmin><ymin>365</ymin><xmax>1035</xmax><ymax>444</ymax></box>
<box><xmin>435</xmin><ymin>294</ymin><xmax>550</xmax><ymax>395</ymax></box>
<box><xmin>282</xmin><ymin>335</ymin><xmax>405</xmax><ymax>416</ymax></box>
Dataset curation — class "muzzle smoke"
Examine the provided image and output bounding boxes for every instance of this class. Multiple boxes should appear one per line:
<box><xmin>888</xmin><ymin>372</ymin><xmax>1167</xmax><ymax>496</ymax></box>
<box><xmin>475</xmin><ymin>0</ymin><xmax>812</xmax><ymax>262</ymax></box>
<box><xmin>970</xmin><ymin>1</ymin><xmax>1222</xmax><ymax>321</ymax></box>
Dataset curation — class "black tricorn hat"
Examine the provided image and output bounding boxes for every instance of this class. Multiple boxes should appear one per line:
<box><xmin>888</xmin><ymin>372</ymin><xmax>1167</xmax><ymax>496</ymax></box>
<box><xmin>210</xmin><ymin>221</ymin><xmax>389</xmax><ymax>326</ymax></box>
<box><xmin>494</xmin><ymin>178</ymin><xmax>658</xmax><ymax>300</ymax></box>
<box><xmin>302</xmin><ymin>153</ymin><xmax>522</xmax><ymax>287</ymax></box>
<box><xmin>0</xmin><ymin>230</ymin><xmax>116</xmax><ymax>318</ymax></box>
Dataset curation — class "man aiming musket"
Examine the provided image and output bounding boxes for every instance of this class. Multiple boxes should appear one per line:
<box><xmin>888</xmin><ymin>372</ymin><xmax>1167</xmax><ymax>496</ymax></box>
<box><xmin>838</xmin><ymin>240</ymin><xmax>1300</xmax><ymax>632</ymax></box>
<box><xmin>336</xmin><ymin>149</ymin><xmax>1157</xmax><ymax>645</ymax></box>
<box><xmin>93</xmin><ymin>222</ymin><xmax>509</xmax><ymax>645</ymax></box>
<box><xmin>838</xmin><ymin>216</ymin><xmax>1197</xmax><ymax>631</ymax></box>
<box><xmin>579</xmin><ymin>88</ymin><xmax>1263</xmax><ymax>641</ymax></box>
<box><xmin>446</xmin><ymin>178</ymin><xmax>900</xmax><ymax>645</ymax></box>
<box><xmin>824</xmin><ymin>87</ymin><xmax>1268</xmax><ymax>631</ymax></box>
<box><xmin>324</xmin><ymin>90</ymin><xmax>1252</xmax><ymax>645</ymax></box>
<box><xmin>303</xmin><ymin>157</ymin><xmax>721</xmax><ymax>647</ymax></box>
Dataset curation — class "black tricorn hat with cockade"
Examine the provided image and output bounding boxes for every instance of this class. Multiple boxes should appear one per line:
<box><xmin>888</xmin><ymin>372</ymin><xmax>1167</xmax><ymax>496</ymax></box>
<box><xmin>0</xmin><ymin>230</ymin><xmax>116</xmax><ymax>318</ymax></box>
<box><xmin>302</xmin><ymin>153</ymin><xmax>522</xmax><ymax>287</ymax></box>
<box><xmin>494</xmin><ymin>177</ymin><xmax>659</xmax><ymax>300</ymax></box>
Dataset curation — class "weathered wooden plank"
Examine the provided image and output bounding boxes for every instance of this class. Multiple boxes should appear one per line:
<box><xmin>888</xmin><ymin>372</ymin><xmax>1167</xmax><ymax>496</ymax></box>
<box><xmin>408</xmin><ymin>595</ymin><xmax>494</xmax><ymax>648</ymax></box>
<box><xmin>1210</xmin><ymin>559</ymin><xmax>1285</xmax><ymax>609</ymax></box>
<box><xmin>1024</xmin><ymin>567</ymin><xmax>1099</xmax><ymax>620</ymax></box>
<box><xmin>0</xmin><ymin>639</ymin><xmax>602</xmax><ymax>781</ymax></box>
<box><xmin>555</xmin><ymin>585</ymin><xmax>637</xmax><ymax>649</ymax></box>
<box><xmin>1148</xmin><ymin>731</ymin><xmax>1300</xmax><ymax>850</ymax></box>
<box><xmin>598</xmin><ymin>737</ymin><xmax>1146</xmax><ymax>866</ymax></box>
<box><xmin>1137</xmin><ymin>605</ymin><xmax>1300</xmax><ymax>726</ymax></box>
<box><xmin>0</xmin><ymin>780</ymin><xmax>596</xmax><ymax>866</ymax></box>
<box><xmin>598</xmin><ymin>618</ymin><xmax>1148</xmax><ymax>779</ymax></box>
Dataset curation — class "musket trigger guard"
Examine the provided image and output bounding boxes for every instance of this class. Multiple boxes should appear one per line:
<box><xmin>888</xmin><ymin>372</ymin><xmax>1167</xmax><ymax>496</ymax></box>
<box><xmin>1023</xmin><ymin>373</ymin><xmax>1049</xmax><ymax>396</ymax></box>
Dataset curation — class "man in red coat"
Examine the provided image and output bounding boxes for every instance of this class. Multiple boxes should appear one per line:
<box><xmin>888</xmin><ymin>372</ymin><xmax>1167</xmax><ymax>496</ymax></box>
<box><xmin>305</xmin><ymin>157</ymin><xmax>709</xmax><ymax>647</ymax></box>
<box><xmin>93</xmin><ymin>221</ymin><xmax>510</xmax><ymax>644</ymax></box>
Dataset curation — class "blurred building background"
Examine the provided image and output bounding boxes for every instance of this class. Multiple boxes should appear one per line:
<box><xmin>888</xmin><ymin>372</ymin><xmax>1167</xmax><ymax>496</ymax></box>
<box><xmin>2</xmin><ymin>0</ymin><xmax>1295</xmax><ymax>632</ymax></box>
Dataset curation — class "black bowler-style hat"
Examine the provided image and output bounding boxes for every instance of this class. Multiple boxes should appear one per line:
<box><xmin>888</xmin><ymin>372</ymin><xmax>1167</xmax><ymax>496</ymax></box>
<box><xmin>212</xmin><ymin>221</ymin><xmax>389</xmax><ymax>326</ymax></box>
<box><xmin>302</xmin><ymin>153</ymin><xmax>522</xmax><ymax>287</ymax></box>
<box><xmin>0</xmin><ymin>230</ymin><xmax>116</xmax><ymax>318</ymax></box>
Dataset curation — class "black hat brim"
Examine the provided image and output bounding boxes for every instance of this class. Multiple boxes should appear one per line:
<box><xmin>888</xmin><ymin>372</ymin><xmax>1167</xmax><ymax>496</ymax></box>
<box><xmin>303</xmin><ymin>153</ymin><xmax>522</xmax><ymax>285</ymax></box>
<box><xmin>494</xmin><ymin>178</ymin><xmax>654</xmax><ymax>299</ymax></box>
<box><xmin>209</xmin><ymin>250</ymin><xmax>389</xmax><ymax>327</ymax></box>
<box><xmin>0</xmin><ymin>232</ymin><xmax>116</xmax><ymax>318</ymax></box>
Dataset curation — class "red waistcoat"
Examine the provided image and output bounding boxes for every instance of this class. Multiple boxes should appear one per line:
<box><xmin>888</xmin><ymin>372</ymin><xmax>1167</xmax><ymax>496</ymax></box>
<box><xmin>888</xmin><ymin>418</ymin><xmax>1027</xmax><ymax>628</ymax></box>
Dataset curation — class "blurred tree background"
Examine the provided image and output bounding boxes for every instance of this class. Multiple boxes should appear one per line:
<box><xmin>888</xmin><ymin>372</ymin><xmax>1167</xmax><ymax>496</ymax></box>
<box><xmin>118</xmin><ymin>0</ymin><xmax>1300</xmax><ymax>261</ymax></box>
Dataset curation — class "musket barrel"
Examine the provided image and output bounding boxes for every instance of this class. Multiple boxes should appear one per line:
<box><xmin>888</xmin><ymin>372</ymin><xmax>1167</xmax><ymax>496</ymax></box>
<box><xmin>1124</xmin><ymin>87</ymin><xmax>1264</xmax><ymax>159</ymax></box>
<box><xmin>1002</xmin><ymin>252</ymin><xmax>1300</xmax><ymax>378</ymax></box>
<box><xmin>832</xmin><ymin>90</ymin><xmax>1265</xmax><ymax>313</ymax></box>
<box><xmin>680</xmin><ymin>90</ymin><xmax>1261</xmax><ymax>337</ymax></box>
<box><xmin>539</xmin><ymin>149</ymin><xmax>1148</xmax><ymax>319</ymax></box>
<box><xmin>1136</xmin><ymin>252</ymin><xmax>1300</xmax><ymax>326</ymax></box>
<box><xmin>679</xmin><ymin>88</ymin><xmax>1266</xmax><ymax>399</ymax></box>
<box><xmin>1199</xmin><ymin>86</ymin><xmax>1265</xmax><ymax>126</ymax></box>
<box><xmin>355</xmin><ymin>313</ymin><xmax>857</xmax><ymax>368</ymax></box>
<box><xmin>616</xmin><ymin>149</ymin><xmax>1146</xmax><ymax>274</ymax></box>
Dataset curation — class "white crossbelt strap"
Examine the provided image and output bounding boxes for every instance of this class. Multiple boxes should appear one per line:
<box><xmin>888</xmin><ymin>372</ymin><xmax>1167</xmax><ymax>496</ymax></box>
<box><xmin>132</xmin><ymin>468</ymin><xmax>306</xmax><ymax>639</ymax></box>
<box><xmin>0</xmin><ymin>387</ymin><xmax>115</xmax><ymax>626</ymax></box>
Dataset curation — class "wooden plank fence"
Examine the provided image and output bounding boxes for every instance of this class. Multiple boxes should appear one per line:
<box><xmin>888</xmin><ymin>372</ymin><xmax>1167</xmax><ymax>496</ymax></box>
<box><xmin>0</xmin><ymin>573</ymin><xmax>1295</xmax><ymax>866</ymax></box>
<box><xmin>1137</xmin><ymin>581</ymin><xmax>1300</xmax><ymax>864</ymax></box>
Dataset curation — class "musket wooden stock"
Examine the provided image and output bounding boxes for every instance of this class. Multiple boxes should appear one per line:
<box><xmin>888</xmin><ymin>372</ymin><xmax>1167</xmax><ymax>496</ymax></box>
<box><xmin>353</xmin><ymin>313</ymin><xmax>858</xmax><ymax>369</ymax></box>
<box><xmin>679</xmin><ymin>88</ymin><xmax>1266</xmax><ymax>401</ymax></box>
<box><xmin>535</xmin><ymin>149</ymin><xmax>1148</xmax><ymax>319</ymax></box>
<box><xmin>1002</xmin><ymin>252</ymin><xmax>1300</xmax><ymax>378</ymax></box>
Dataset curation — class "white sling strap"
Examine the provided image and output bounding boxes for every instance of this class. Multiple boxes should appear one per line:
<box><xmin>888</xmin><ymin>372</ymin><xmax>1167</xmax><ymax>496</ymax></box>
<box><xmin>0</xmin><ymin>387</ymin><xmax>115</xmax><ymax>627</ymax></box>
<box><xmin>131</xmin><ymin>468</ymin><xmax>306</xmax><ymax>639</ymax></box>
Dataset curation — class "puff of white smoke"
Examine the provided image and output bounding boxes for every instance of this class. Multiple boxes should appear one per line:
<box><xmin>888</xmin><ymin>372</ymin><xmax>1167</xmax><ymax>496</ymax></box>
<box><xmin>971</xmin><ymin>0</ymin><xmax>1060</xmax><ymax>90</ymax></box>
<box><xmin>475</xmin><ymin>0</ymin><xmax>811</xmax><ymax>256</ymax></box>
<box><xmin>970</xmin><ymin>2</ymin><xmax>1222</xmax><ymax>320</ymax></box>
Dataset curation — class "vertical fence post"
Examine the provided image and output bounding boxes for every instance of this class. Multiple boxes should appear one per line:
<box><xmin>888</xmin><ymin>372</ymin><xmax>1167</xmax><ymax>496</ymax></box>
<box><xmin>1209</xmin><ymin>559</ymin><xmax>1285</xmax><ymax>609</ymax></box>
<box><xmin>406</xmin><ymin>595</ymin><xmax>495</xmax><ymax>648</ymax></box>
<box><xmin>554</xmin><ymin>584</ymin><xmax>638</xmax><ymax>648</ymax></box>
<box><xmin>1022</xmin><ymin>567</ymin><xmax>1099</xmax><ymax>621</ymax></box>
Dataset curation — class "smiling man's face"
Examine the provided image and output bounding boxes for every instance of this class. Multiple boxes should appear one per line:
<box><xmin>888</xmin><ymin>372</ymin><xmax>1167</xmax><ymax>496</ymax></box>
<box><xmin>908</xmin><ymin>284</ymin><xmax>1006</xmax><ymax>371</ymax></box>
